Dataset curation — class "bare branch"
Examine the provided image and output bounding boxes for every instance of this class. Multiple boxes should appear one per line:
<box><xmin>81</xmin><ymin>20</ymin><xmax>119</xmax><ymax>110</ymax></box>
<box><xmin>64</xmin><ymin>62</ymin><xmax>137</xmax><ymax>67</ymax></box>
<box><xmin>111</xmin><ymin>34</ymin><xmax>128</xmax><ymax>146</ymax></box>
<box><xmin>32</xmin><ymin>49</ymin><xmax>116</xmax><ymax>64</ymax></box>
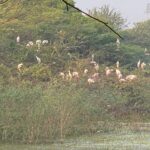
<box><xmin>62</xmin><ymin>0</ymin><xmax>123</xmax><ymax>39</ymax></box>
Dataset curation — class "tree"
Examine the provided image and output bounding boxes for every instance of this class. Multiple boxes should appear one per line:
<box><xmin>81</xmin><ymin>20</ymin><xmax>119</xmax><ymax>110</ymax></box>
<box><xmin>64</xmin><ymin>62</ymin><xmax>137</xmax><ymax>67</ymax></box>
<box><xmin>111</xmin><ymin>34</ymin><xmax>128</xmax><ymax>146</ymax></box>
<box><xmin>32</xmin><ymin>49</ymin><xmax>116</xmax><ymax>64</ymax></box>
<box><xmin>88</xmin><ymin>5</ymin><xmax>125</xmax><ymax>30</ymax></box>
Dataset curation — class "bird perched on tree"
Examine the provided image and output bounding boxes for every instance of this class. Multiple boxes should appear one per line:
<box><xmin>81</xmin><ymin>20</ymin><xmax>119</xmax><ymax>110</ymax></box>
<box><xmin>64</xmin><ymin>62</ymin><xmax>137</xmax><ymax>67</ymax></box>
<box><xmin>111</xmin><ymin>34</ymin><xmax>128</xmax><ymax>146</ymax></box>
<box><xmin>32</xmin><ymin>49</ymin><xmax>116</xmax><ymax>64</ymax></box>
<box><xmin>59</xmin><ymin>72</ymin><xmax>65</xmax><ymax>79</ymax></box>
<box><xmin>17</xmin><ymin>63</ymin><xmax>23</xmax><ymax>72</ymax></box>
<box><xmin>87</xmin><ymin>78</ymin><xmax>95</xmax><ymax>85</ymax></box>
<box><xmin>26</xmin><ymin>41</ymin><xmax>34</xmax><ymax>47</ymax></box>
<box><xmin>94</xmin><ymin>63</ymin><xmax>99</xmax><ymax>72</ymax></box>
<box><xmin>137</xmin><ymin>60</ymin><xmax>141</xmax><ymax>69</ymax></box>
<box><xmin>116</xmin><ymin>38</ymin><xmax>120</xmax><ymax>50</ymax></box>
<box><xmin>84</xmin><ymin>68</ymin><xmax>88</xmax><ymax>75</ymax></box>
<box><xmin>90</xmin><ymin>54</ymin><xmax>96</xmax><ymax>64</ymax></box>
<box><xmin>36</xmin><ymin>40</ymin><xmax>42</xmax><ymax>50</ymax></box>
<box><xmin>116</xmin><ymin>61</ymin><xmax>120</xmax><ymax>68</ymax></box>
<box><xmin>35</xmin><ymin>56</ymin><xmax>41</xmax><ymax>64</ymax></box>
<box><xmin>66</xmin><ymin>70</ymin><xmax>72</xmax><ymax>81</ymax></box>
<box><xmin>16</xmin><ymin>35</ymin><xmax>20</xmax><ymax>43</ymax></box>
<box><xmin>72</xmin><ymin>71</ymin><xmax>79</xmax><ymax>79</ymax></box>
<box><xmin>42</xmin><ymin>40</ymin><xmax>49</xmax><ymax>45</ymax></box>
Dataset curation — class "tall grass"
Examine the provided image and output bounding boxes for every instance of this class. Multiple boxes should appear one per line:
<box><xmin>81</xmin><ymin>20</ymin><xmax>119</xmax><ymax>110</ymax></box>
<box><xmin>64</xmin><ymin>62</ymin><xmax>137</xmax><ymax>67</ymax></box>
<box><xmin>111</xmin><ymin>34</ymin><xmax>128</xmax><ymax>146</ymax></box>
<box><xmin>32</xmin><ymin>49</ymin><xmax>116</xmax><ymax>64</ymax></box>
<box><xmin>0</xmin><ymin>76</ymin><xmax>150</xmax><ymax>143</ymax></box>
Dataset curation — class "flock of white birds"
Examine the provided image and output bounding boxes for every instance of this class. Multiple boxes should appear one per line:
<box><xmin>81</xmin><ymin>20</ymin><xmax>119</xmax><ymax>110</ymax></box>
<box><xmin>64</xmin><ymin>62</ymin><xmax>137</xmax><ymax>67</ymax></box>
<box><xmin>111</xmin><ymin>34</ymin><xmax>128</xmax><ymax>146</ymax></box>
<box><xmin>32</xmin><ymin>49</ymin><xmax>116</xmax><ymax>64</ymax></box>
<box><xmin>16</xmin><ymin>36</ymin><xmax>149</xmax><ymax>84</ymax></box>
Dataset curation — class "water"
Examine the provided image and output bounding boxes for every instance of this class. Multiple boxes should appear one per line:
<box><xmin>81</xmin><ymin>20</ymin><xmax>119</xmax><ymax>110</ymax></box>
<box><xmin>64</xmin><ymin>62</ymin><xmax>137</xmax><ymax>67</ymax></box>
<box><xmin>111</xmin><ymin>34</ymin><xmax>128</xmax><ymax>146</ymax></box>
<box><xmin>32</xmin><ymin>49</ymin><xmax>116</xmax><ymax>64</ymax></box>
<box><xmin>1</xmin><ymin>131</ymin><xmax>150</xmax><ymax>150</ymax></box>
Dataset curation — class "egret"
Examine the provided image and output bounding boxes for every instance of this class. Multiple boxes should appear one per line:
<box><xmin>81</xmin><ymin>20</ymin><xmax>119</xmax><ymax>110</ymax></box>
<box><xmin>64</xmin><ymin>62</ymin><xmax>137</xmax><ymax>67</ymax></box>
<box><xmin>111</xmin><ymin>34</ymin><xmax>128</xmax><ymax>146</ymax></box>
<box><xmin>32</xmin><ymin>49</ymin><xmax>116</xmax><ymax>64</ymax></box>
<box><xmin>94</xmin><ymin>63</ymin><xmax>99</xmax><ymax>72</ymax></box>
<box><xmin>87</xmin><ymin>78</ymin><xmax>95</xmax><ymax>85</ymax></box>
<box><xmin>137</xmin><ymin>60</ymin><xmax>141</xmax><ymax>69</ymax></box>
<box><xmin>42</xmin><ymin>40</ymin><xmax>48</xmax><ymax>45</ymax></box>
<box><xmin>16</xmin><ymin>36</ymin><xmax>20</xmax><ymax>43</ymax></box>
<box><xmin>116</xmin><ymin>61</ymin><xmax>120</xmax><ymax>68</ymax></box>
<box><xmin>26</xmin><ymin>41</ymin><xmax>34</xmax><ymax>47</ymax></box>
<box><xmin>116</xmin><ymin>38</ymin><xmax>120</xmax><ymax>50</ymax></box>
<box><xmin>66</xmin><ymin>70</ymin><xmax>72</xmax><ymax>81</ymax></box>
<box><xmin>35</xmin><ymin>56</ymin><xmax>41</xmax><ymax>64</ymax></box>
<box><xmin>28</xmin><ymin>41</ymin><xmax>34</xmax><ymax>46</ymax></box>
<box><xmin>84</xmin><ymin>68</ymin><xmax>88</xmax><ymax>74</ymax></box>
<box><xmin>36</xmin><ymin>40</ymin><xmax>42</xmax><ymax>45</ymax></box>
<box><xmin>90</xmin><ymin>54</ymin><xmax>96</xmax><ymax>64</ymax></box>
<box><xmin>36</xmin><ymin>40</ymin><xmax>42</xmax><ymax>50</ymax></box>
<box><xmin>59</xmin><ymin>72</ymin><xmax>65</xmax><ymax>79</ymax></box>
<box><xmin>72</xmin><ymin>71</ymin><xmax>79</xmax><ymax>79</ymax></box>
<box><xmin>17</xmin><ymin>63</ymin><xmax>23</xmax><ymax>72</ymax></box>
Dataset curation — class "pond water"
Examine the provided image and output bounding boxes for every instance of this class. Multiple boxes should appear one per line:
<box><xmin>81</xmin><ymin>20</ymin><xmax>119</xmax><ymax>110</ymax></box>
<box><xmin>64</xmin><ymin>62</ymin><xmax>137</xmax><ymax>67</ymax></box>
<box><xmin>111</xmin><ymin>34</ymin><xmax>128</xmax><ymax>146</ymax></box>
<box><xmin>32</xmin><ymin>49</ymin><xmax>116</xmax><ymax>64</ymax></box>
<box><xmin>1</xmin><ymin>131</ymin><xmax>150</xmax><ymax>150</ymax></box>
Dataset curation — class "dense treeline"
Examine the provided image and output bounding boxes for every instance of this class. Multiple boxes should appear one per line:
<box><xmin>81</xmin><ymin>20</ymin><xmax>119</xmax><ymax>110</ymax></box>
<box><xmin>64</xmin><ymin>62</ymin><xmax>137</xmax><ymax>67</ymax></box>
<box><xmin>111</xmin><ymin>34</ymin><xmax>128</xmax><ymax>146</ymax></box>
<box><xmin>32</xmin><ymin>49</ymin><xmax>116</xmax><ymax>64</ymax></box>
<box><xmin>0</xmin><ymin>0</ymin><xmax>150</xmax><ymax>143</ymax></box>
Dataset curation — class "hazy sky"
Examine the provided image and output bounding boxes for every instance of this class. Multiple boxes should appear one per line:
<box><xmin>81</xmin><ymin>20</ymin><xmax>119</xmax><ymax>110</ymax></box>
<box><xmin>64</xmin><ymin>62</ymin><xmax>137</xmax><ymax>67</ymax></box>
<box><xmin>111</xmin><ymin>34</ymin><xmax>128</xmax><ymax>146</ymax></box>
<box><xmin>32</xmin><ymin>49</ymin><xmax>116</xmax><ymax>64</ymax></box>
<box><xmin>75</xmin><ymin>0</ymin><xmax>150</xmax><ymax>27</ymax></box>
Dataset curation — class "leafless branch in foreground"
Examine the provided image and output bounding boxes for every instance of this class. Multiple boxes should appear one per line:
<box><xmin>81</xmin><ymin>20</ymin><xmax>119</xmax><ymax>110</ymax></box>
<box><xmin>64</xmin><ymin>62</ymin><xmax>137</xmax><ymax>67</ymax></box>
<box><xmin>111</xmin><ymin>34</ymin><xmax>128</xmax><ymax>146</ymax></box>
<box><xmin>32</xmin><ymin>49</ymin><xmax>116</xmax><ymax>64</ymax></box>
<box><xmin>62</xmin><ymin>0</ymin><xmax>123</xmax><ymax>39</ymax></box>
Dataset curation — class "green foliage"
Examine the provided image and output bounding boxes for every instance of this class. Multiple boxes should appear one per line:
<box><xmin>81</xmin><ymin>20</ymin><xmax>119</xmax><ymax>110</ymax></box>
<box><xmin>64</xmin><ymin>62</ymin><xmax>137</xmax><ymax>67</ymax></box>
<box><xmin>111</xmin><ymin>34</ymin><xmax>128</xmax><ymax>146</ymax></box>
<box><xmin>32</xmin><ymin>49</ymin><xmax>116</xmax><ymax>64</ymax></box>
<box><xmin>0</xmin><ymin>0</ymin><xmax>150</xmax><ymax>144</ymax></box>
<box><xmin>88</xmin><ymin>5</ymin><xmax>126</xmax><ymax>30</ymax></box>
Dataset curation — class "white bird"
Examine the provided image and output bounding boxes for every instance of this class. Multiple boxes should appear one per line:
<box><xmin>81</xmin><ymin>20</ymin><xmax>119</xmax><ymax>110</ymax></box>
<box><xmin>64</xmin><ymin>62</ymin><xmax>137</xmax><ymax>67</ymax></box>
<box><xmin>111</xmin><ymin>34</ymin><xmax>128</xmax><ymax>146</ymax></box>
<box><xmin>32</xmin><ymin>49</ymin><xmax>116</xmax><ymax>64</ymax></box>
<box><xmin>17</xmin><ymin>63</ymin><xmax>23</xmax><ymax>72</ymax></box>
<box><xmin>91</xmin><ymin>54</ymin><xmax>94</xmax><ymax>62</ymax></box>
<box><xmin>16</xmin><ymin>36</ymin><xmax>20</xmax><ymax>43</ymax></box>
<box><xmin>26</xmin><ymin>41</ymin><xmax>34</xmax><ymax>47</ymax></box>
<box><xmin>36</xmin><ymin>40</ymin><xmax>42</xmax><ymax>50</ymax></box>
<box><xmin>116</xmin><ymin>69</ymin><xmax>121</xmax><ymax>76</ymax></box>
<box><xmin>105</xmin><ymin>67</ymin><xmax>113</xmax><ymax>77</ymax></box>
<box><xmin>137</xmin><ymin>60</ymin><xmax>141</xmax><ymax>69</ymax></box>
<box><xmin>94</xmin><ymin>63</ymin><xmax>99</xmax><ymax>72</ymax></box>
<box><xmin>141</xmin><ymin>62</ymin><xmax>146</xmax><ymax>70</ymax></box>
<box><xmin>84</xmin><ymin>68</ymin><xmax>88</xmax><ymax>74</ymax></box>
<box><xmin>90</xmin><ymin>54</ymin><xmax>97</xmax><ymax>65</ymax></box>
<box><xmin>126</xmin><ymin>75</ymin><xmax>137</xmax><ymax>81</ymax></box>
<box><xmin>26</xmin><ymin>43</ymin><xmax>30</xmax><ymax>47</ymax></box>
<box><xmin>116</xmin><ymin>38</ymin><xmax>120</xmax><ymax>50</ymax></box>
<box><xmin>59</xmin><ymin>72</ymin><xmax>65</xmax><ymax>79</ymax></box>
<box><xmin>42</xmin><ymin>40</ymin><xmax>49</xmax><ymax>45</ymax></box>
<box><xmin>36</xmin><ymin>40</ymin><xmax>42</xmax><ymax>45</ymax></box>
<box><xmin>116</xmin><ymin>61</ymin><xmax>120</xmax><ymax>68</ymax></box>
<box><xmin>87</xmin><ymin>78</ymin><xmax>95</xmax><ymax>85</ymax></box>
<box><xmin>28</xmin><ymin>41</ymin><xmax>34</xmax><ymax>46</ymax></box>
<box><xmin>36</xmin><ymin>56</ymin><xmax>41</xmax><ymax>64</ymax></box>
<box><xmin>72</xmin><ymin>71</ymin><xmax>79</xmax><ymax>79</ymax></box>
<box><xmin>66</xmin><ymin>70</ymin><xmax>72</xmax><ymax>81</ymax></box>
